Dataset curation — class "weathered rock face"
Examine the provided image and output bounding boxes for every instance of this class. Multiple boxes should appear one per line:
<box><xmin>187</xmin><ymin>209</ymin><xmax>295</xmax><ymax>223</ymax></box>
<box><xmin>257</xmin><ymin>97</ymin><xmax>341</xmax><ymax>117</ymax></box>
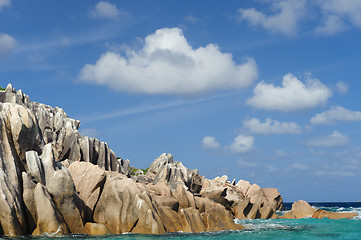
<box><xmin>32</xmin><ymin>183</ymin><xmax>70</xmax><ymax>235</ymax></box>
<box><xmin>93</xmin><ymin>173</ymin><xmax>166</xmax><ymax>234</ymax></box>
<box><xmin>0</xmin><ymin>84</ymin><xmax>285</xmax><ymax>237</ymax></box>
<box><xmin>312</xmin><ymin>209</ymin><xmax>357</xmax><ymax>219</ymax></box>
<box><xmin>262</xmin><ymin>188</ymin><xmax>284</xmax><ymax>211</ymax></box>
<box><xmin>0</xmin><ymin>85</ymin><xmax>116</xmax><ymax>236</ymax></box>
<box><xmin>282</xmin><ymin>200</ymin><xmax>358</xmax><ymax>220</ymax></box>
<box><xmin>0</xmin><ymin>84</ymin><xmax>126</xmax><ymax>173</ymax></box>
<box><xmin>146</xmin><ymin>153</ymin><xmax>204</xmax><ymax>193</ymax></box>
<box><xmin>25</xmin><ymin>144</ymin><xmax>85</xmax><ymax>234</ymax></box>
<box><xmin>282</xmin><ymin>200</ymin><xmax>317</xmax><ymax>219</ymax></box>
<box><xmin>68</xmin><ymin>162</ymin><xmax>106</xmax><ymax>223</ymax></box>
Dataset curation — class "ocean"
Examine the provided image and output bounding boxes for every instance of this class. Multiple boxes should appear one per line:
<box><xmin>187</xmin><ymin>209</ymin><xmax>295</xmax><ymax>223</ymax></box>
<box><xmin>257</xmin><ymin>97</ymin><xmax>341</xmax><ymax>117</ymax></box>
<box><xmin>9</xmin><ymin>202</ymin><xmax>361</xmax><ymax>240</ymax></box>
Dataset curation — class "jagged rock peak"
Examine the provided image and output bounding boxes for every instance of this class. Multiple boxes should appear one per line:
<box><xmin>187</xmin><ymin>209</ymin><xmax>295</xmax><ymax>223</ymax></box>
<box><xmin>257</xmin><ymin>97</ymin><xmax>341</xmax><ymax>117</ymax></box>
<box><xmin>0</xmin><ymin>84</ymin><xmax>127</xmax><ymax>173</ymax></box>
<box><xmin>146</xmin><ymin>153</ymin><xmax>203</xmax><ymax>194</ymax></box>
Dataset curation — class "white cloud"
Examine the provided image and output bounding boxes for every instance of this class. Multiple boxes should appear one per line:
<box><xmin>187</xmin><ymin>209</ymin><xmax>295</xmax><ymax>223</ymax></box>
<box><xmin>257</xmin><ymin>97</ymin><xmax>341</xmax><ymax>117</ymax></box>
<box><xmin>0</xmin><ymin>33</ymin><xmax>16</xmax><ymax>57</ymax></box>
<box><xmin>238</xmin><ymin>0</ymin><xmax>307</xmax><ymax>37</ymax></box>
<box><xmin>247</xmin><ymin>73</ymin><xmax>332</xmax><ymax>112</ymax></box>
<box><xmin>335</xmin><ymin>81</ymin><xmax>348</xmax><ymax>93</ymax></box>
<box><xmin>316</xmin><ymin>0</ymin><xmax>361</xmax><ymax>35</ymax></box>
<box><xmin>243</xmin><ymin>117</ymin><xmax>301</xmax><ymax>134</ymax></box>
<box><xmin>310</xmin><ymin>106</ymin><xmax>361</xmax><ymax>125</ymax></box>
<box><xmin>0</xmin><ymin>0</ymin><xmax>10</xmax><ymax>11</ymax></box>
<box><xmin>315</xmin><ymin>14</ymin><xmax>347</xmax><ymax>35</ymax></box>
<box><xmin>201</xmin><ymin>136</ymin><xmax>220</xmax><ymax>150</ymax></box>
<box><xmin>90</xmin><ymin>1</ymin><xmax>120</xmax><ymax>20</ymax></box>
<box><xmin>79</xmin><ymin>27</ymin><xmax>258</xmax><ymax>96</ymax></box>
<box><xmin>229</xmin><ymin>134</ymin><xmax>254</xmax><ymax>154</ymax></box>
<box><xmin>307</xmin><ymin>131</ymin><xmax>350</xmax><ymax>147</ymax></box>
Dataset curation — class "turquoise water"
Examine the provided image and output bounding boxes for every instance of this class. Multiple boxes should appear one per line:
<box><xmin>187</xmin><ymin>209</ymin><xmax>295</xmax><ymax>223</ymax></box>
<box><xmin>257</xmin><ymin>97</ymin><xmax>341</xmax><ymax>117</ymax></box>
<box><xmin>6</xmin><ymin>203</ymin><xmax>361</xmax><ymax>240</ymax></box>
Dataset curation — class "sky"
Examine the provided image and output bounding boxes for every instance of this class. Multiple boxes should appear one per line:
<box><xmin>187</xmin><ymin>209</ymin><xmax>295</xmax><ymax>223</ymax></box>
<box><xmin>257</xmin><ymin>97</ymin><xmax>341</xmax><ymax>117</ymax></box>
<box><xmin>1</xmin><ymin>0</ymin><xmax>361</xmax><ymax>202</ymax></box>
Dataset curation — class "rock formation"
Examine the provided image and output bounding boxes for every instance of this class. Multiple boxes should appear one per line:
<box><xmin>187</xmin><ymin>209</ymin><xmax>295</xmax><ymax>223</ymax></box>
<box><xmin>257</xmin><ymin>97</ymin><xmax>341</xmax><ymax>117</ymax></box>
<box><xmin>0</xmin><ymin>84</ymin><xmax>285</xmax><ymax>237</ymax></box>
<box><xmin>282</xmin><ymin>200</ymin><xmax>357</xmax><ymax>219</ymax></box>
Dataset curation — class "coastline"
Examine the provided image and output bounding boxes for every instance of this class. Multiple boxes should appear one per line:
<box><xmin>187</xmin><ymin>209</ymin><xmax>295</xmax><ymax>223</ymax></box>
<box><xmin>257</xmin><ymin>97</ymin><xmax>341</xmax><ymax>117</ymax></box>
<box><xmin>0</xmin><ymin>85</ymin><xmax>359</xmax><ymax>238</ymax></box>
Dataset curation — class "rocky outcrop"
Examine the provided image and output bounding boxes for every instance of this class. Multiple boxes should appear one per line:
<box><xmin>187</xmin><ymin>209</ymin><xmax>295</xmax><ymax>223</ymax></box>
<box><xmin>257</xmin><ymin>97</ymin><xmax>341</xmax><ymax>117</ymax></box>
<box><xmin>282</xmin><ymin>200</ymin><xmax>358</xmax><ymax>220</ymax></box>
<box><xmin>0</xmin><ymin>84</ymin><xmax>284</xmax><ymax>237</ymax></box>
<box><xmin>312</xmin><ymin>209</ymin><xmax>357</xmax><ymax>219</ymax></box>
<box><xmin>0</xmin><ymin>84</ymin><xmax>127</xmax><ymax>173</ymax></box>
<box><xmin>146</xmin><ymin>153</ymin><xmax>203</xmax><ymax>193</ymax></box>
<box><xmin>201</xmin><ymin>176</ymin><xmax>282</xmax><ymax>220</ymax></box>
<box><xmin>282</xmin><ymin>200</ymin><xmax>317</xmax><ymax>219</ymax></box>
<box><xmin>68</xmin><ymin>162</ymin><xmax>106</xmax><ymax>223</ymax></box>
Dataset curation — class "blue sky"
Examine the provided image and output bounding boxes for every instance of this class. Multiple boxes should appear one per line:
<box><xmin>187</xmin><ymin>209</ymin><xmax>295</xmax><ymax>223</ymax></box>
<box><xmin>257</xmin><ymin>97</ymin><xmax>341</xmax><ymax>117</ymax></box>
<box><xmin>1</xmin><ymin>0</ymin><xmax>361</xmax><ymax>202</ymax></box>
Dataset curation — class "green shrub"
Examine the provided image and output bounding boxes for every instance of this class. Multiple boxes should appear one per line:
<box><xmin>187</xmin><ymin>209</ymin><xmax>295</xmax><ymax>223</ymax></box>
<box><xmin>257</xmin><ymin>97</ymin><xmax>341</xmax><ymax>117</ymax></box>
<box><xmin>128</xmin><ymin>166</ymin><xmax>149</xmax><ymax>176</ymax></box>
<box><xmin>0</xmin><ymin>86</ymin><xmax>5</xmax><ymax>91</ymax></box>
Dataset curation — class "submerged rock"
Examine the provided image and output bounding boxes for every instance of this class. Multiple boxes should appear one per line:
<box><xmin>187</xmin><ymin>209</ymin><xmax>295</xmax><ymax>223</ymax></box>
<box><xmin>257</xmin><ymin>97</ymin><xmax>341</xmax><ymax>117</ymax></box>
<box><xmin>312</xmin><ymin>209</ymin><xmax>357</xmax><ymax>219</ymax></box>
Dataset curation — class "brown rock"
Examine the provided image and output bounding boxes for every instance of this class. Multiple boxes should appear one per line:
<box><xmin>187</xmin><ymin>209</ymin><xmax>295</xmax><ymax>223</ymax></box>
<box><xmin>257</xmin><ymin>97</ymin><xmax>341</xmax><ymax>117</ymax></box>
<box><xmin>246</xmin><ymin>184</ymin><xmax>263</xmax><ymax>206</ymax></box>
<box><xmin>201</xmin><ymin>187</ymin><xmax>231</xmax><ymax>211</ymax></box>
<box><xmin>201</xmin><ymin>203</ymin><xmax>244</xmax><ymax>231</ymax></box>
<box><xmin>282</xmin><ymin>200</ymin><xmax>317</xmax><ymax>219</ymax></box>
<box><xmin>22</xmin><ymin>172</ymin><xmax>37</xmax><ymax>233</ymax></box>
<box><xmin>84</xmin><ymin>223</ymin><xmax>112</xmax><ymax>235</ymax></box>
<box><xmin>32</xmin><ymin>183</ymin><xmax>70</xmax><ymax>235</ymax></box>
<box><xmin>68</xmin><ymin>161</ymin><xmax>106</xmax><ymax>222</ymax></box>
<box><xmin>146</xmin><ymin>153</ymin><xmax>203</xmax><ymax>193</ymax></box>
<box><xmin>181</xmin><ymin>208</ymin><xmax>207</xmax><ymax>232</ymax></box>
<box><xmin>93</xmin><ymin>173</ymin><xmax>165</xmax><ymax>234</ymax></box>
<box><xmin>235</xmin><ymin>180</ymin><xmax>251</xmax><ymax>196</ymax></box>
<box><xmin>26</xmin><ymin>144</ymin><xmax>85</xmax><ymax>233</ymax></box>
<box><xmin>233</xmin><ymin>198</ymin><xmax>252</xmax><ymax>219</ymax></box>
<box><xmin>171</xmin><ymin>184</ymin><xmax>196</xmax><ymax>209</ymax></box>
<box><xmin>312</xmin><ymin>209</ymin><xmax>357</xmax><ymax>219</ymax></box>
<box><xmin>262</xmin><ymin>188</ymin><xmax>284</xmax><ymax>211</ymax></box>
<box><xmin>156</xmin><ymin>206</ymin><xmax>188</xmax><ymax>232</ymax></box>
<box><xmin>259</xmin><ymin>205</ymin><xmax>275</xmax><ymax>219</ymax></box>
<box><xmin>0</xmin><ymin>169</ymin><xmax>25</xmax><ymax>236</ymax></box>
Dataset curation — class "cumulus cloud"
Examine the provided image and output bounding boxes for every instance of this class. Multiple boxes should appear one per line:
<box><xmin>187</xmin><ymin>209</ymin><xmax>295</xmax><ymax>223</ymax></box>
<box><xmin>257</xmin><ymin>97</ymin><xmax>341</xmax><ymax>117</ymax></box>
<box><xmin>238</xmin><ymin>0</ymin><xmax>307</xmax><ymax>37</ymax></box>
<box><xmin>79</xmin><ymin>28</ymin><xmax>258</xmax><ymax>95</ymax></box>
<box><xmin>229</xmin><ymin>134</ymin><xmax>254</xmax><ymax>154</ymax></box>
<box><xmin>0</xmin><ymin>33</ymin><xmax>16</xmax><ymax>57</ymax></box>
<box><xmin>247</xmin><ymin>73</ymin><xmax>332</xmax><ymax>112</ymax></box>
<box><xmin>0</xmin><ymin>0</ymin><xmax>10</xmax><ymax>11</ymax></box>
<box><xmin>243</xmin><ymin>117</ymin><xmax>301</xmax><ymax>134</ymax></box>
<box><xmin>310</xmin><ymin>106</ymin><xmax>361</xmax><ymax>125</ymax></box>
<box><xmin>307</xmin><ymin>131</ymin><xmax>350</xmax><ymax>147</ymax></box>
<box><xmin>315</xmin><ymin>14</ymin><xmax>347</xmax><ymax>35</ymax></box>
<box><xmin>201</xmin><ymin>136</ymin><xmax>220</xmax><ymax>150</ymax></box>
<box><xmin>90</xmin><ymin>1</ymin><xmax>120</xmax><ymax>20</ymax></box>
<box><xmin>316</xmin><ymin>0</ymin><xmax>361</xmax><ymax>35</ymax></box>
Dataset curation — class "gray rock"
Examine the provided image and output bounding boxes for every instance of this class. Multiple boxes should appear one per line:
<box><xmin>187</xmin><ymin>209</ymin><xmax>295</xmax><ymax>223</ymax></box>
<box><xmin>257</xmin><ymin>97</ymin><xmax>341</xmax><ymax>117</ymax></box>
<box><xmin>146</xmin><ymin>153</ymin><xmax>203</xmax><ymax>193</ymax></box>
<box><xmin>25</xmin><ymin>144</ymin><xmax>85</xmax><ymax>233</ymax></box>
<box><xmin>32</xmin><ymin>183</ymin><xmax>70</xmax><ymax>235</ymax></box>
